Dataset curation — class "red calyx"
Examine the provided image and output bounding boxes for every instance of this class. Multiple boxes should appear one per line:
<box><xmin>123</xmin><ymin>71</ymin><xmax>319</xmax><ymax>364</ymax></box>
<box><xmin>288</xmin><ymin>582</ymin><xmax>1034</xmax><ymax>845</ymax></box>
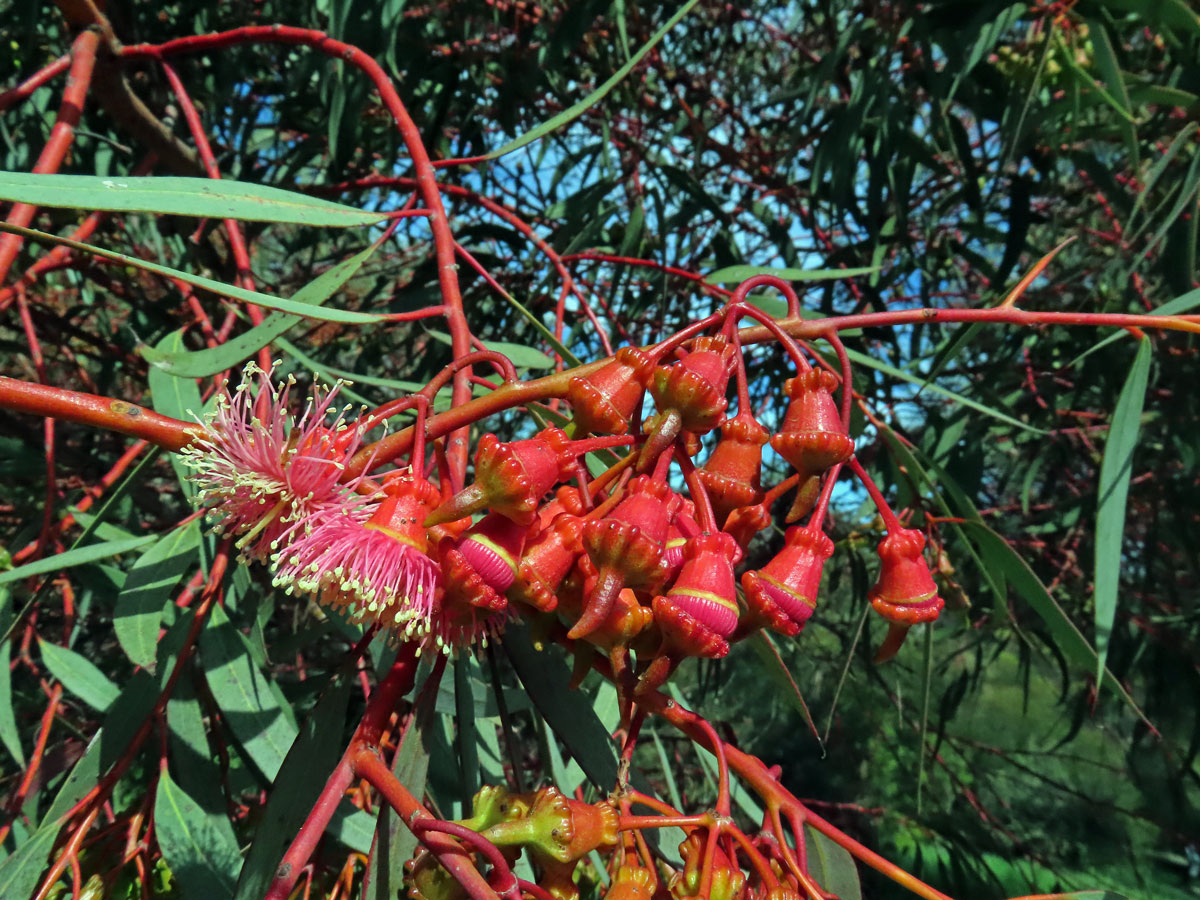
<box><xmin>741</xmin><ymin>524</ymin><xmax>834</xmax><ymax>636</ymax></box>
<box><xmin>566</xmin><ymin>347</ymin><xmax>653</xmax><ymax>435</ymax></box>
<box><xmin>769</xmin><ymin>371</ymin><xmax>854</xmax><ymax>519</ymax></box>
<box><xmin>509</xmin><ymin>514</ymin><xmax>584</xmax><ymax>613</ymax></box>
<box><xmin>869</xmin><ymin>528</ymin><xmax>944</xmax><ymax>662</ymax></box>
<box><xmin>571</xmin><ymin>476</ymin><xmax>682</xmax><ymax>639</ymax></box>
<box><xmin>869</xmin><ymin>528</ymin><xmax>943</xmax><ymax>625</ymax></box>
<box><xmin>661</xmin><ymin>532</ymin><xmax>741</xmax><ymax>638</ymax></box>
<box><xmin>648</xmin><ymin>336</ymin><xmax>735</xmax><ymax>434</ymax></box>
<box><xmin>364</xmin><ymin>475</ymin><xmax>442</xmax><ymax>552</ymax></box>
<box><xmin>438</xmin><ymin>512</ymin><xmax>531</xmax><ymax>613</ymax></box>
<box><xmin>697</xmin><ymin>411</ymin><xmax>769</xmax><ymax>527</ymax></box>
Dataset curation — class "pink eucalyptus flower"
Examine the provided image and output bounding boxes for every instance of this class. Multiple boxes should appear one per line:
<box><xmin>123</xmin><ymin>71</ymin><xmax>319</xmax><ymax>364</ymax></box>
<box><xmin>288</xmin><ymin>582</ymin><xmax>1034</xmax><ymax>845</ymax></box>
<box><xmin>180</xmin><ymin>363</ymin><xmax>370</xmax><ymax>560</ymax></box>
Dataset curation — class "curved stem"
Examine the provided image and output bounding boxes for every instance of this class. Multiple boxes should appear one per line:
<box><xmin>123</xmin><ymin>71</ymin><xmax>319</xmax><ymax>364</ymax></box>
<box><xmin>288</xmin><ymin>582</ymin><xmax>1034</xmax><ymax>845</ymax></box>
<box><xmin>847</xmin><ymin>457</ymin><xmax>901</xmax><ymax>532</ymax></box>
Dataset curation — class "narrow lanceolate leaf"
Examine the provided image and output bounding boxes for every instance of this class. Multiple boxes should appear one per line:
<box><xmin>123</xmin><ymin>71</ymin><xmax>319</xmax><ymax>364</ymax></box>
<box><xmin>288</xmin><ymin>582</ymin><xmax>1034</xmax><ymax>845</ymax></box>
<box><xmin>141</xmin><ymin>238</ymin><xmax>385</xmax><ymax>378</ymax></box>
<box><xmin>200</xmin><ymin>605</ymin><xmax>299</xmax><ymax>783</ymax></box>
<box><xmin>155</xmin><ymin>769</ymin><xmax>242</xmax><ymax>900</ymax></box>
<box><xmin>1094</xmin><ymin>338</ymin><xmax>1152</xmax><ymax>683</ymax></box>
<box><xmin>0</xmin><ymin>817</ymin><xmax>64</xmax><ymax>900</ymax></box>
<box><xmin>234</xmin><ymin>678</ymin><xmax>351</xmax><ymax>900</ymax></box>
<box><xmin>114</xmin><ymin>520</ymin><xmax>202</xmax><ymax>670</ymax></box>
<box><xmin>803</xmin><ymin>825</ymin><xmax>862</xmax><ymax>900</ymax></box>
<box><xmin>704</xmin><ymin>264</ymin><xmax>879</xmax><ymax>285</ymax></box>
<box><xmin>486</xmin><ymin>0</ymin><xmax>702</xmax><ymax>159</ymax></box>
<box><xmin>0</xmin><ymin>534</ymin><xmax>155</xmax><ymax>586</ymax></box>
<box><xmin>961</xmin><ymin>521</ymin><xmax>1149</xmax><ymax>724</ymax></box>
<box><xmin>0</xmin><ymin>172</ymin><xmax>388</xmax><ymax>227</ymax></box>
<box><xmin>0</xmin><ymin>223</ymin><xmax>387</xmax><ymax>324</ymax></box>
<box><xmin>0</xmin><ymin>629</ymin><xmax>25</xmax><ymax>767</ymax></box>
<box><xmin>38</xmin><ymin>639</ymin><xmax>120</xmax><ymax>712</ymax></box>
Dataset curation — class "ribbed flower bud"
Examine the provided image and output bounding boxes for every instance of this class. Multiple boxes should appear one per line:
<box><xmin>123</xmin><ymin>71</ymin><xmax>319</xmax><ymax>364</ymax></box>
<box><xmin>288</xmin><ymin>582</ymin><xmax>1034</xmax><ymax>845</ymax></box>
<box><xmin>426</xmin><ymin>428</ymin><xmax>574</xmax><ymax>527</ymax></box>
<box><xmin>661</xmin><ymin>532</ymin><xmax>741</xmax><ymax>638</ymax></box>
<box><xmin>741</xmin><ymin>525</ymin><xmax>834</xmax><ymax>636</ymax></box>
<box><xmin>698</xmin><ymin>411</ymin><xmax>769</xmax><ymax>526</ymax></box>
<box><xmin>572</xmin><ymin>476</ymin><xmax>681</xmax><ymax>639</ymax></box>
<box><xmin>869</xmin><ymin>528</ymin><xmax>944</xmax><ymax>661</ymax></box>
<box><xmin>566</xmin><ymin>347</ymin><xmax>654</xmax><ymax>435</ymax></box>
<box><xmin>438</xmin><ymin>513</ymin><xmax>530</xmax><ymax>614</ymax></box>
<box><xmin>508</xmin><ymin>514</ymin><xmax>584</xmax><ymax>613</ymax></box>
<box><xmin>607</xmin><ymin>866</ymin><xmax>656</xmax><ymax>900</ymax></box>
<box><xmin>770</xmin><ymin>371</ymin><xmax>853</xmax><ymax>519</ymax></box>
<box><xmin>648</xmin><ymin>336</ymin><xmax>736</xmax><ymax>434</ymax></box>
<box><xmin>670</xmin><ymin>832</ymin><xmax>747</xmax><ymax>900</ymax></box>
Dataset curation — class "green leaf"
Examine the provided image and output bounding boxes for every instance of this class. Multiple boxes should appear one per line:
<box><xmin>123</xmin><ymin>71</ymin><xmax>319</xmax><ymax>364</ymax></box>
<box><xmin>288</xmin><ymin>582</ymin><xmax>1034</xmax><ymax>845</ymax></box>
<box><xmin>427</xmin><ymin>330</ymin><xmax>555</xmax><ymax>371</ymax></box>
<box><xmin>200</xmin><ymin>605</ymin><xmax>299</xmax><ymax>783</ymax></box>
<box><xmin>0</xmin><ymin>534</ymin><xmax>155</xmax><ymax>586</ymax></box>
<box><xmin>0</xmin><ymin>222</ymin><xmax>388</xmax><ymax>324</ymax></box>
<box><xmin>155</xmin><ymin>768</ymin><xmax>242</xmax><ymax>900</ymax></box>
<box><xmin>486</xmin><ymin>0</ymin><xmax>702</xmax><ymax>159</ymax></box>
<box><xmin>141</xmin><ymin>238</ymin><xmax>385</xmax><ymax>378</ymax></box>
<box><xmin>803</xmin><ymin>825</ymin><xmax>862</xmax><ymax>900</ymax></box>
<box><xmin>0</xmin><ymin>172</ymin><xmax>388</xmax><ymax>227</ymax></box>
<box><xmin>1094</xmin><ymin>338</ymin><xmax>1151</xmax><ymax>682</ymax></box>
<box><xmin>0</xmin><ymin>631</ymin><xmax>25</xmax><ymax>767</ymax></box>
<box><xmin>234</xmin><ymin>678</ymin><xmax>352</xmax><ymax>900</ymax></box>
<box><xmin>115</xmin><ymin>520</ymin><xmax>201</xmax><ymax>670</ymax></box>
<box><xmin>704</xmin><ymin>264</ymin><xmax>879</xmax><ymax>285</ymax></box>
<box><xmin>960</xmin><ymin>521</ymin><xmax>1148</xmax><ymax>722</ymax></box>
<box><xmin>38</xmin><ymin>638</ymin><xmax>120</xmax><ymax>712</ymax></box>
<box><xmin>363</xmin><ymin>679</ymin><xmax>436</xmax><ymax>900</ymax></box>
<box><xmin>0</xmin><ymin>817</ymin><xmax>64</xmax><ymax>900</ymax></box>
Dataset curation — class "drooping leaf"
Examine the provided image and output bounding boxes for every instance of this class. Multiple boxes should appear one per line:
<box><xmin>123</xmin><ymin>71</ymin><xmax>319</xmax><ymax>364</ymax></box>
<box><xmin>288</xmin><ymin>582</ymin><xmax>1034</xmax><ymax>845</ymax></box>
<box><xmin>1093</xmin><ymin>338</ymin><xmax>1151</xmax><ymax>682</ymax></box>
<box><xmin>0</xmin><ymin>222</ymin><xmax>388</xmax><ymax>324</ymax></box>
<box><xmin>200</xmin><ymin>604</ymin><xmax>299</xmax><ymax>783</ymax></box>
<box><xmin>0</xmin><ymin>172</ymin><xmax>388</xmax><ymax>226</ymax></box>
<box><xmin>38</xmin><ymin>638</ymin><xmax>120</xmax><ymax>712</ymax></box>
<box><xmin>234</xmin><ymin>677</ymin><xmax>352</xmax><ymax>900</ymax></box>
<box><xmin>0</xmin><ymin>625</ymin><xmax>25</xmax><ymax>767</ymax></box>
<box><xmin>141</xmin><ymin>237</ymin><xmax>386</xmax><ymax>377</ymax></box>
<box><xmin>114</xmin><ymin>520</ymin><xmax>202</xmax><ymax>670</ymax></box>
<box><xmin>704</xmin><ymin>264</ymin><xmax>879</xmax><ymax>285</ymax></box>
<box><xmin>804</xmin><ymin>824</ymin><xmax>862</xmax><ymax>900</ymax></box>
<box><xmin>0</xmin><ymin>534</ymin><xmax>155</xmax><ymax>586</ymax></box>
<box><xmin>487</xmin><ymin>0</ymin><xmax>703</xmax><ymax>159</ymax></box>
<box><xmin>155</xmin><ymin>768</ymin><xmax>242</xmax><ymax>900</ymax></box>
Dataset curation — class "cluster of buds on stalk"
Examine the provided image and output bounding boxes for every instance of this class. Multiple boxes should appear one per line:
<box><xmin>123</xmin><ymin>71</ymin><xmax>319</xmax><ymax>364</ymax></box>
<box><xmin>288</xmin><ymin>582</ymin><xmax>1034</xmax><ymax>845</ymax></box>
<box><xmin>181</xmin><ymin>278</ymin><xmax>944</xmax><ymax>666</ymax></box>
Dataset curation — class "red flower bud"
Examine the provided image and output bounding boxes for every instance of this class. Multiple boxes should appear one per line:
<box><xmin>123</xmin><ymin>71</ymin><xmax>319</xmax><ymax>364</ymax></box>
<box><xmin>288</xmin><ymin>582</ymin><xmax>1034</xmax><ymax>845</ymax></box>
<box><xmin>509</xmin><ymin>514</ymin><xmax>583</xmax><ymax>613</ymax></box>
<box><xmin>869</xmin><ymin>528</ymin><xmax>944</xmax><ymax>662</ymax></box>
<box><xmin>439</xmin><ymin>513</ymin><xmax>530</xmax><ymax>613</ymax></box>
<box><xmin>572</xmin><ymin>476</ymin><xmax>681</xmax><ymax>638</ymax></box>
<box><xmin>869</xmin><ymin>528</ymin><xmax>942</xmax><ymax>624</ymax></box>
<box><xmin>769</xmin><ymin>371</ymin><xmax>853</xmax><ymax>519</ymax></box>
<box><xmin>741</xmin><ymin>525</ymin><xmax>834</xmax><ymax>636</ymax></box>
<box><xmin>723</xmin><ymin>500</ymin><xmax>772</xmax><ymax>548</ymax></box>
<box><xmin>648</xmin><ymin>336</ymin><xmax>735</xmax><ymax>434</ymax></box>
<box><xmin>698</xmin><ymin>411</ymin><xmax>769</xmax><ymax>526</ymax></box>
<box><xmin>567</xmin><ymin>347</ymin><xmax>653</xmax><ymax>435</ymax></box>
<box><xmin>661</xmin><ymin>532</ymin><xmax>741</xmax><ymax>638</ymax></box>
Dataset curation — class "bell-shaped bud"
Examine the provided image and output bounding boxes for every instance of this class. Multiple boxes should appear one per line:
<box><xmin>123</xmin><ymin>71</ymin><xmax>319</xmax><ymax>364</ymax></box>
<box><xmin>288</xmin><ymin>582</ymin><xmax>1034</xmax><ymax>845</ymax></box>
<box><xmin>607</xmin><ymin>865</ymin><xmax>656</xmax><ymax>900</ymax></box>
<box><xmin>567</xmin><ymin>347</ymin><xmax>654</xmax><ymax>435</ymax></box>
<box><xmin>648</xmin><ymin>336</ymin><xmax>736</xmax><ymax>434</ymax></box>
<box><xmin>482</xmin><ymin>786</ymin><xmax>619</xmax><ymax>864</ymax></box>
<box><xmin>426</xmin><ymin>428</ymin><xmax>574</xmax><ymax>527</ymax></box>
<box><xmin>572</xmin><ymin>476</ymin><xmax>681</xmax><ymax>639</ymax></box>
<box><xmin>438</xmin><ymin>513</ymin><xmax>530</xmax><ymax>613</ymax></box>
<box><xmin>509</xmin><ymin>514</ymin><xmax>584</xmax><ymax>613</ymax></box>
<box><xmin>698</xmin><ymin>411</ymin><xmax>769</xmax><ymax>527</ymax></box>
<box><xmin>770</xmin><ymin>371</ymin><xmax>853</xmax><ymax>519</ymax></box>
<box><xmin>723</xmin><ymin>500</ymin><xmax>772</xmax><ymax>549</ymax></box>
<box><xmin>869</xmin><ymin>528</ymin><xmax>944</xmax><ymax>661</ymax></box>
<box><xmin>661</xmin><ymin>499</ymin><xmax>699</xmax><ymax>576</ymax></box>
<box><xmin>742</xmin><ymin>525</ymin><xmax>834</xmax><ymax>636</ymax></box>
<box><xmin>670</xmin><ymin>832</ymin><xmax>747</xmax><ymax>900</ymax></box>
<box><xmin>662</xmin><ymin>532</ymin><xmax>741</xmax><ymax>638</ymax></box>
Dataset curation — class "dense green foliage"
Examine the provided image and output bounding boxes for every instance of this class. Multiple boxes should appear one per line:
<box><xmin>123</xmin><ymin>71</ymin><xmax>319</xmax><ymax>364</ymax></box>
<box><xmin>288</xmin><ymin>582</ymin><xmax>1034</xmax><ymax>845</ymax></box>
<box><xmin>0</xmin><ymin>1</ymin><xmax>1198</xmax><ymax>898</ymax></box>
